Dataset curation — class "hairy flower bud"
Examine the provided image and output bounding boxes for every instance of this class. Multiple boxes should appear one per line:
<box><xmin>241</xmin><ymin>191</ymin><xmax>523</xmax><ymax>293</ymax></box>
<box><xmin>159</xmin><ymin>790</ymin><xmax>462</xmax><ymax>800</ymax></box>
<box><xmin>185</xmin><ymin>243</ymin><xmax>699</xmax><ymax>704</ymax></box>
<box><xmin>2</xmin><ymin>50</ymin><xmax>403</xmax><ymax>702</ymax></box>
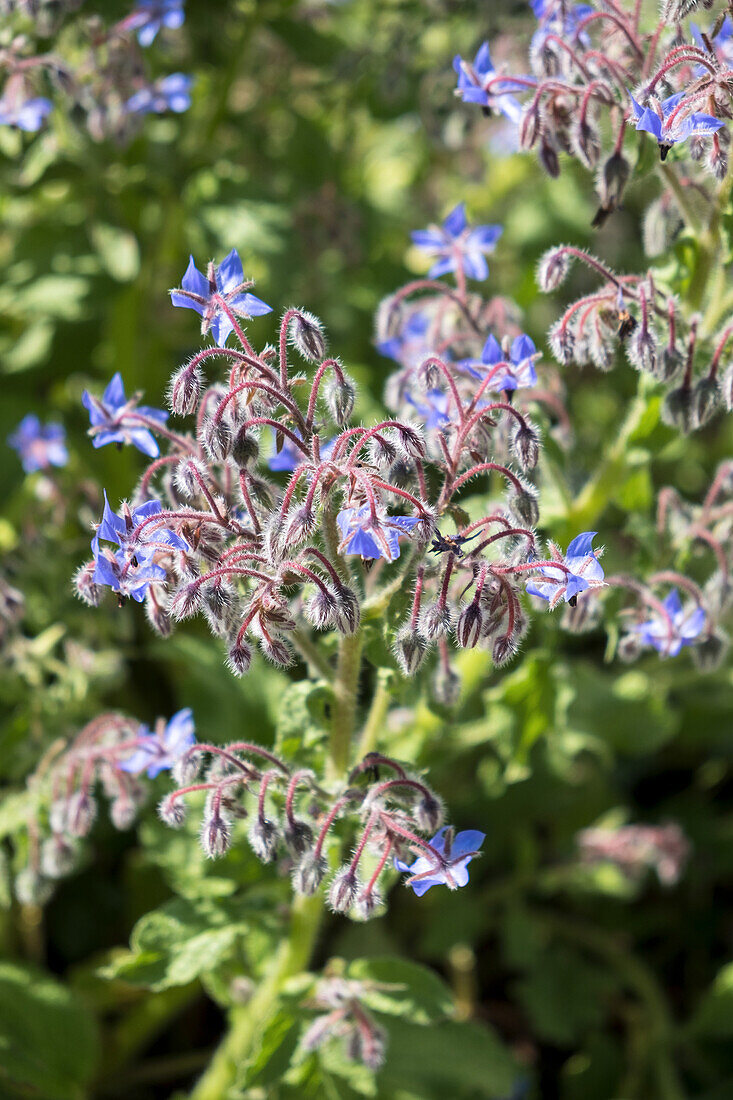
<box><xmin>261</xmin><ymin>635</ymin><xmax>295</xmax><ymax>667</ymax></box>
<box><xmin>661</xmin><ymin>385</ymin><xmax>695</xmax><ymax>433</ymax></box>
<box><xmin>656</xmin><ymin>345</ymin><xmax>682</xmax><ymax>382</ymax></box>
<box><xmin>41</xmin><ymin>836</ymin><xmax>77</xmax><ymax>879</ymax></box>
<box><xmin>284</xmin><ymin>506</ymin><xmax>317</xmax><ymax>548</ymax></box>
<box><xmin>691</xmin><ymin>630</ymin><xmax>729</xmax><ymax>672</ymax></box>
<box><xmin>304</xmin><ymin>588</ymin><xmax>339</xmax><ymax>631</ymax></box>
<box><xmin>227</xmin><ymin>639</ymin><xmax>253</xmax><ymax>676</ymax></box>
<box><xmin>430</xmin><ymin>661</ymin><xmax>461</xmax><ymax>707</ymax></box>
<box><xmin>200</xmin><ymin>810</ymin><xmax>232</xmax><ymax>858</ymax></box>
<box><xmin>627</xmin><ymin>326</ymin><xmax>658</xmax><ymax>374</ymax></box>
<box><xmin>492</xmin><ymin>633</ymin><xmax>518</xmax><ymax>667</ymax></box>
<box><xmin>693</xmin><ymin>377</ymin><xmax>720</xmax><ymax>428</ymax></box>
<box><xmin>168</xmin><ymin>362</ymin><xmax>202</xmax><ymax>416</ymax></box>
<box><xmin>293</xmin><ymin>851</ymin><xmax>328</xmax><ymax>895</ymax></box>
<box><xmin>202</xmin><ymin>416</ymin><xmax>232</xmax><ymax>461</ymax></box>
<box><xmin>328</xmin><ymin>867</ymin><xmax>360</xmax><ymax>912</ymax></box>
<box><xmin>74</xmin><ymin>562</ymin><xmax>103</xmax><ymax>607</ymax></box>
<box><xmin>539</xmin><ymin>137</ymin><xmax>560</xmax><ymax>178</ymax></box>
<box><xmin>513</xmin><ymin>425</ymin><xmax>540</xmax><ymax>469</ymax></box>
<box><xmin>324</xmin><ymin>372</ymin><xmax>356</xmax><ymax>427</ymax></box>
<box><xmin>549</xmin><ymin>319</ymin><xmax>575</xmax><ymax>364</ymax></box>
<box><xmin>396</xmin><ymin>423</ymin><xmax>427</xmax><ymax>461</ymax></box>
<box><xmin>354</xmin><ymin>886</ymin><xmax>383</xmax><ymax>920</ymax></box>
<box><xmin>511</xmin><ymin>487</ymin><xmax>539</xmax><ymax>527</ymax></box>
<box><xmin>393</xmin><ymin>626</ymin><xmax>428</xmax><ymax>675</ymax></box>
<box><xmin>593</xmin><ymin>151</ymin><xmax>630</xmax><ymax>226</ymax></box>
<box><xmin>145</xmin><ymin>589</ymin><xmax>172</xmax><ymax>637</ymax></box>
<box><xmin>15</xmin><ymin>867</ymin><xmax>54</xmax><ymax>906</ymax></box>
<box><xmin>456</xmin><ymin>602</ymin><xmax>483</xmax><ymax>649</ymax></box>
<box><xmin>422</xmin><ymin>601</ymin><xmax>452</xmax><ymax>640</ymax></box>
<box><xmin>283</xmin><ymin>818</ymin><xmax>314</xmax><ymax>857</ymax></box>
<box><xmin>290</xmin><ymin>310</ymin><xmax>327</xmax><ymax>362</ymax></box>
<box><xmin>159</xmin><ymin>795</ymin><xmax>187</xmax><ymax>827</ymax></box>
<box><xmin>172</xmin><ymin>581</ymin><xmax>202</xmax><ymax>620</ymax></box>
<box><xmin>537</xmin><ymin>248</ymin><xmax>571</xmax><ymax>292</ymax></box>
<box><xmin>66</xmin><ymin>791</ymin><xmax>97</xmax><ymax>838</ymax></box>
<box><xmin>333</xmin><ymin>583</ymin><xmax>360</xmax><ymax>634</ymax></box>
<box><xmin>249</xmin><ymin>816</ymin><xmax>280</xmax><ymax>862</ymax></box>
<box><xmin>231</xmin><ymin>427</ymin><xmax>259</xmax><ymax>468</ymax></box>
<box><xmin>414</xmin><ymin>791</ymin><xmax>444</xmax><ymax>834</ymax></box>
<box><xmin>110</xmin><ymin>798</ymin><xmax>138</xmax><ymax>830</ymax></box>
<box><xmin>617</xmin><ymin>632</ymin><xmax>643</xmax><ymax>662</ymax></box>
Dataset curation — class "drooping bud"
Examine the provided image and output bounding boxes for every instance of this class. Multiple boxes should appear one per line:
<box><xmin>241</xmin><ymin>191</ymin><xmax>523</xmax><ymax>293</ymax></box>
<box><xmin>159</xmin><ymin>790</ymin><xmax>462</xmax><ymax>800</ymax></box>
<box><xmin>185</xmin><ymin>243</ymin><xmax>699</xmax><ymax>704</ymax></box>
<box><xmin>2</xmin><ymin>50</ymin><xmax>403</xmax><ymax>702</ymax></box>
<box><xmin>171</xmin><ymin>582</ymin><xmax>202</xmax><ymax>620</ymax></box>
<box><xmin>159</xmin><ymin>795</ymin><xmax>187</xmax><ymax>827</ymax></box>
<box><xmin>617</xmin><ymin>632</ymin><xmax>643</xmax><ymax>662</ymax></box>
<box><xmin>422</xmin><ymin>601</ymin><xmax>453</xmax><ymax>640</ymax></box>
<box><xmin>656</xmin><ymin>345</ymin><xmax>682</xmax><ymax>382</ymax></box>
<box><xmin>492</xmin><ymin>633</ymin><xmax>518</xmax><ymax>667</ymax></box>
<box><xmin>227</xmin><ymin>639</ymin><xmax>253</xmax><ymax>676</ymax></box>
<box><xmin>353</xmin><ymin>886</ymin><xmax>383</xmax><ymax>920</ymax></box>
<box><xmin>721</xmin><ymin>364</ymin><xmax>733</xmax><ymax>410</ymax></box>
<box><xmin>511</xmin><ymin>487</ymin><xmax>539</xmax><ymax>526</ymax></box>
<box><xmin>66</xmin><ymin>791</ymin><xmax>97</xmax><ymax>838</ymax></box>
<box><xmin>549</xmin><ymin>319</ymin><xmax>575</xmax><ymax>364</ymax></box>
<box><xmin>456</xmin><ymin>602</ymin><xmax>483</xmax><ymax>649</ymax></box>
<box><xmin>231</xmin><ymin>427</ymin><xmax>259</xmax><ymax>468</ymax></box>
<box><xmin>393</xmin><ymin>627</ymin><xmax>428</xmax><ymax>675</ymax></box>
<box><xmin>691</xmin><ymin>630</ymin><xmax>729</xmax><ymax>672</ymax></box>
<box><xmin>661</xmin><ymin>385</ymin><xmax>695</xmax><ymax>433</ymax></box>
<box><xmin>537</xmin><ymin>248</ymin><xmax>571</xmax><ymax>292</ymax></box>
<box><xmin>593</xmin><ymin>151</ymin><xmax>630</xmax><ymax>226</ymax></box>
<box><xmin>290</xmin><ymin>310</ymin><xmax>327</xmax><ymax>362</ymax></box>
<box><xmin>328</xmin><ymin>868</ymin><xmax>360</xmax><ymax>912</ymax></box>
<box><xmin>14</xmin><ymin>867</ymin><xmax>54</xmax><ymax>906</ymax></box>
<box><xmin>200</xmin><ymin>810</ymin><xmax>232</xmax><ymax>858</ymax></box>
<box><xmin>145</xmin><ymin>588</ymin><xmax>172</xmax><ymax>637</ymax></box>
<box><xmin>333</xmin><ymin>583</ymin><xmax>360</xmax><ymax>634</ymax></box>
<box><xmin>261</xmin><ymin>635</ymin><xmax>295</xmax><ymax>667</ymax></box>
<box><xmin>202</xmin><ymin>416</ymin><xmax>232</xmax><ymax>461</ymax></box>
<box><xmin>348</xmin><ymin>1017</ymin><xmax>387</xmax><ymax>1070</ymax></box>
<box><xmin>627</xmin><ymin>326</ymin><xmax>658</xmax><ymax>374</ymax></box>
<box><xmin>539</xmin><ymin>136</ymin><xmax>560</xmax><ymax>178</ymax></box>
<box><xmin>395</xmin><ymin>423</ymin><xmax>427</xmax><ymax>461</ymax></box>
<box><xmin>414</xmin><ymin>790</ymin><xmax>444</xmax><ymax>833</ymax></box>
<box><xmin>283</xmin><ymin>818</ymin><xmax>314</xmax><ymax>857</ymax></box>
<box><xmin>249</xmin><ymin>817</ymin><xmax>280</xmax><ymax>863</ymax></box>
<box><xmin>292</xmin><ymin>851</ymin><xmax>328</xmax><ymax>895</ymax></box>
<box><xmin>430</xmin><ymin>660</ymin><xmax>461</xmax><ymax>707</ymax></box>
<box><xmin>168</xmin><ymin>362</ymin><xmax>202</xmax><ymax>416</ymax></box>
<box><xmin>324</xmin><ymin>372</ymin><xmax>356</xmax><ymax>427</ymax></box>
<box><xmin>304</xmin><ymin>588</ymin><xmax>339</xmax><ymax>631</ymax></box>
<box><xmin>41</xmin><ymin>836</ymin><xmax>77</xmax><ymax>879</ymax></box>
<box><xmin>284</xmin><ymin>506</ymin><xmax>317</xmax><ymax>548</ymax></box>
<box><xmin>110</xmin><ymin>798</ymin><xmax>138</xmax><ymax>830</ymax></box>
<box><xmin>74</xmin><ymin>561</ymin><xmax>103</xmax><ymax>607</ymax></box>
<box><xmin>693</xmin><ymin>377</ymin><xmax>720</xmax><ymax>428</ymax></box>
<box><xmin>513</xmin><ymin>425</ymin><xmax>540</xmax><ymax>469</ymax></box>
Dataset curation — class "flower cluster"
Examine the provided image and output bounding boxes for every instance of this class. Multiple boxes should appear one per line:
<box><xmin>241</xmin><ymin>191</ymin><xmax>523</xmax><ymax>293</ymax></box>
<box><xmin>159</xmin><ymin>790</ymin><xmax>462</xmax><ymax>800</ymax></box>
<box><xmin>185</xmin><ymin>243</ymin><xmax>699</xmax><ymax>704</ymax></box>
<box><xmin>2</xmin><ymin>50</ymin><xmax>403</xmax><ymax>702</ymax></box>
<box><xmin>75</xmin><ymin>244</ymin><xmax>614</xmax><ymax>686</ymax></box>
<box><xmin>7</xmin><ymin>414</ymin><xmax>68</xmax><ymax>473</ymax></box>
<box><xmin>301</xmin><ymin>971</ymin><xmax>387</xmax><ymax>1070</ymax></box>
<box><xmin>14</xmin><ymin>708</ymin><xmax>482</xmax><ymax>919</ymax></box>
<box><xmin>0</xmin><ymin>0</ymin><xmax>190</xmax><ymax>141</ymax></box>
<box><xmin>577</xmin><ymin>821</ymin><xmax>691</xmax><ymax>885</ymax></box>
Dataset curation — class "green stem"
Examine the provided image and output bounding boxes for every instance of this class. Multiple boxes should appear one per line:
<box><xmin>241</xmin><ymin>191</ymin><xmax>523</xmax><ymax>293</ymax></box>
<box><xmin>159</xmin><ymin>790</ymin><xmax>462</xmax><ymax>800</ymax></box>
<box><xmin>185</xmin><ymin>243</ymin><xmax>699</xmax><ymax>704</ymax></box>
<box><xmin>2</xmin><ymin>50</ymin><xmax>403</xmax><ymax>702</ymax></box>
<box><xmin>356</xmin><ymin>668</ymin><xmax>392</xmax><ymax>758</ymax></box>
<box><xmin>328</xmin><ymin>629</ymin><xmax>364</xmax><ymax>781</ymax></box>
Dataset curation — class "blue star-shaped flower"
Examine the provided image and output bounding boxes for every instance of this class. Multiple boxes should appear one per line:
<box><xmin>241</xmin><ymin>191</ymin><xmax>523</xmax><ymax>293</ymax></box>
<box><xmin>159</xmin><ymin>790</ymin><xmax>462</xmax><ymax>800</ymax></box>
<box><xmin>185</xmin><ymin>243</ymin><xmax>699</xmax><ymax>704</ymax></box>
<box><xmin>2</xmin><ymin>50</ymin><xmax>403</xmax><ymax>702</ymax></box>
<box><xmin>92</xmin><ymin>493</ymin><xmax>188</xmax><ymax>602</ymax></box>
<box><xmin>8</xmin><ymin>414</ymin><xmax>67</xmax><ymax>473</ymax></box>
<box><xmin>0</xmin><ymin>95</ymin><xmax>52</xmax><ymax>132</ymax></box>
<box><xmin>459</xmin><ymin>333</ymin><xmax>538</xmax><ymax>391</ymax></box>
<box><xmin>411</xmin><ymin>203</ymin><xmax>502</xmax><ymax>281</ymax></box>
<box><xmin>629</xmin><ymin>92</ymin><xmax>723</xmax><ymax>159</ymax></box>
<box><xmin>629</xmin><ymin>589</ymin><xmax>706</xmax><ymax>657</ymax></box>
<box><xmin>131</xmin><ymin>0</ymin><xmax>185</xmax><ymax>47</ymax></box>
<box><xmin>377</xmin><ymin>312</ymin><xmax>434</xmax><ymax>370</ymax></box>
<box><xmin>82</xmin><ymin>372</ymin><xmax>168</xmax><ymax>458</ymax></box>
<box><xmin>526</xmin><ymin>531</ymin><xmax>605</xmax><ymax>606</ymax></box>
<box><xmin>453</xmin><ymin>42</ymin><xmax>526</xmax><ymax>123</ymax></box>
<box><xmin>336</xmin><ymin>506</ymin><xmax>422</xmax><ymax>562</ymax></box>
<box><xmin>170</xmin><ymin>249</ymin><xmax>272</xmax><ymax>347</ymax></box>
<box><xmin>395</xmin><ymin>826</ymin><xmax>486</xmax><ymax>897</ymax></box>
<box><xmin>126</xmin><ymin>73</ymin><xmax>193</xmax><ymax>115</ymax></box>
<box><xmin>120</xmin><ymin>708</ymin><xmax>196</xmax><ymax>778</ymax></box>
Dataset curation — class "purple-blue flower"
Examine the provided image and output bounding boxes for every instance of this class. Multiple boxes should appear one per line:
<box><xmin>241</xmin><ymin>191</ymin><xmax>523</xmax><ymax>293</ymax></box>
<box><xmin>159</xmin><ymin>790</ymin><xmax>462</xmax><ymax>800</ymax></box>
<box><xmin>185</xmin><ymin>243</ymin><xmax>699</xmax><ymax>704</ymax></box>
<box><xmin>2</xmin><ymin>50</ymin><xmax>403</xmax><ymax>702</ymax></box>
<box><xmin>692</xmin><ymin>15</ymin><xmax>733</xmax><ymax>66</ymax></box>
<box><xmin>82</xmin><ymin>372</ymin><xmax>168</xmax><ymax>458</ymax></box>
<box><xmin>170</xmin><ymin>249</ymin><xmax>272</xmax><ymax>347</ymax></box>
<box><xmin>130</xmin><ymin>0</ymin><xmax>185</xmax><ymax>47</ymax></box>
<box><xmin>405</xmin><ymin>388</ymin><xmax>450</xmax><ymax>429</ymax></box>
<box><xmin>120</xmin><ymin>708</ymin><xmax>196</xmax><ymax>778</ymax></box>
<box><xmin>0</xmin><ymin>95</ymin><xmax>52</xmax><ymax>132</ymax></box>
<box><xmin>453</xmin><ymin>42</ymin><xmax>526</xmax><ymax>123</ymax></box>
<box><xmin>411</xmin><ymin>203</ymin><xmax>502</xmax><ymax>281</ymax></box>
<box><xmin>336</xmin><ymin>506</ymin><xmax>422</xmax><ymax>562</ymax></box>
<box><xmin>377</xmin><ymin>312</ymin><xmax>435</xmax><ymax>370</ymax></box>
<box><xmin>126</xmin><ymin>73</ymin><xmax>193</xmax><ymax>115</ymax></box>
<box><xmin>629</xmin><ymin>589</ymin><xmax>707</xmax><ymax>657</ymax></box>
<box><xmin>395</xmin><ymin>826</ymin><xmax>486</xmax><ymax>897</ymax></box>
<box><xmin>268</xmin><ymin>430</ymin><xmax>334</xmax><ymax>473</ymax></box>
<box><xmin>8</xmin><ymin>414</ymin><xmax>67</xmax><ymax>473</ymax></box>
<box><xmin>92</xmin><ymin>493</ymin><xmax>188</xmax><ymax>602</ymax></box>
<box><xmin>459</xmin><ymin>333</ymin><xmax>538</xmax><ymax>391</ymax></box>
<box><xmin>526</xmin><ymin>531</ymin><xmax>605</xmax><ymax>606</ymax></box>
<box><xmin>629</xmin><ymin>92</ymin><xmax>723</xmax><ymax>159</ymax></box>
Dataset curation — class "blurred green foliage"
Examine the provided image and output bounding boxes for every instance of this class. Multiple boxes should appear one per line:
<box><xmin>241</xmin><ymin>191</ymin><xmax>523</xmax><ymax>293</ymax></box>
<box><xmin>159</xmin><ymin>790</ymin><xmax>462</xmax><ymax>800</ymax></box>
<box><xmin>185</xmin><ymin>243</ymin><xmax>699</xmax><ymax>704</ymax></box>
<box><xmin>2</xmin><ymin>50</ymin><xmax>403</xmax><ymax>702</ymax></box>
<box><xmin>1</xmin><ymin>1</ymin><xmax>732</xmax><ymax>1098</ymax></box>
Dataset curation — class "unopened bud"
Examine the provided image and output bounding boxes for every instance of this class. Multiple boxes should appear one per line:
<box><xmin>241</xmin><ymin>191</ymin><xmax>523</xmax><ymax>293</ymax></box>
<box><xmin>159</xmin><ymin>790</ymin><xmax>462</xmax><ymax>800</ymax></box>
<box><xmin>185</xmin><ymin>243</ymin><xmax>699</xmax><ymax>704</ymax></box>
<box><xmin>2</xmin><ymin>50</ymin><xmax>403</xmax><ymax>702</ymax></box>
<box><xmin>74</xmin><ymin>562</ymin><xmax>103</xmax><ymax>607</ymax></box>
<box><xmin>261</xmin><ymin>635</ymin><xmax>295</xmax><ymax>667</ymax></box>
<box><xmin>393</xmin><ymin>627</ymin><xmax>428</xmax><ymax>675</ymax></box>
<box><xmin>430</xmin><ymin>661</ymin><xmax>461</xmax><ymax>707</ymax></box>
<box><xmin>202</xmin><ymin>416</ymin><xmax>232</xmax><ymax>461</ymax></box>
<box><xmin>537</xmin><ymin>248</ymin><xmax>571</xmax><ymax>292</ymax></box>
<box><xmin>691</xmin><ymin>630</ymin><xmax>728</xmax><ymax>672</ymax></box>
<box><xmin>293</xmin><ymin>851</ymin><xmax>328</xmax><ymax>895</ymax></box>
<box><xmin>328</xmin><ymin>868</ymin><xmax>360</xmax><ymax>912</ymax></box>
<box><xmin>290</xmin><ymin>310</ymin><xmax>327</xmax><ymax>362</ymax></box>
<box><xmin>617</xmin><ymin>632</ymin><xmax>643</xmax><ymax>662</ymax></box>
<box><xmin>324</xmin><ymin>372</ymin><xmax>356</xmax><ymax>427</ymax></box>
<box><xmin>110</xmin><ymin>798</ymin><xmax>138</xmax><ymax>830</ymax></box>
<box><xmin>721</xmin><ymin>364</ymin><xmax>733</xmax><ymax>411</ymax></box>
<box><xmin>414</xmin><ymin>792</ymin><xmax>444</xmax><ymax>833</ymax></box>
<box><xmin>159</xmin><ymin>796</ymin><xmax>187</xmax><ymax>827</ymax></box>
<box><xmin>511</xmin><ymin>487</ymin><xmax>539</xmax><ymax>526</ymax></box>
<box><xmin>41</xmin><ymin>836</ymin><xmax>77</xmax><ymax>879</ymax></box>
<box><xmin>227</xmin><ymin>639</ymin><xmax>253</xmax><ymax>676</ymax></box>
<box><xmin>661</xmin><ymin>385</ymin><xmax>695</xmax><ymax>433</ymax></box>
<box><xmin>333</xmin><ymin>583</ymin><xmax>360</xmax><ymax>634</ymax></box>
<box><xmin>249</xmin><ymin>816</ymin><xmax>280</xmax><ymax>863</ymax></box>
<box><xmin>283</xmin><ymin>818</ymin><xmax>314</xmax><ymax>857</ymax></box>
<box><xmin>353</xmin><ymin>886</ymin><xmax>383</xmax><ymax>920</ymax></box>
<box><xmin>513</xmin><ymin>425</ymin><xmax>540</xmax><ymax>469</ymax></box>
<box><xmin>67</xmin><ymin>791</ymin><xmax>97</xmax><ymax>838</ymax></box>
<box><xmin>231</xmin><ymin>427</ymin><xmax>259</xmax><ymax>467</ymax></box>
<box><xmin>693</xmin><ymin>377</ymin><xmax>720</xmax><ymax>428</ymax></box>
<box><xmin>15</xmin><ymin>867</ymin><xmax>54</xmax><ymax>906</ymax></box>
<box><xmin>200</xmin><ymin>811</ymin><xmax>232</xmax><ymax>858</ymax></box>
<box><xmin>168</xmin><ymin>363</ymin><xmax>202</xmax><ymax>416</ymax></box>
<box><xmin>456</xmin><ymin>602</ymin><xmax>483</xmax><ymax>649</ymax></box>
<box><xmin>422</xmin><ymin>601</ymin><xmax>452</xmax><ymax>639</ymax></box>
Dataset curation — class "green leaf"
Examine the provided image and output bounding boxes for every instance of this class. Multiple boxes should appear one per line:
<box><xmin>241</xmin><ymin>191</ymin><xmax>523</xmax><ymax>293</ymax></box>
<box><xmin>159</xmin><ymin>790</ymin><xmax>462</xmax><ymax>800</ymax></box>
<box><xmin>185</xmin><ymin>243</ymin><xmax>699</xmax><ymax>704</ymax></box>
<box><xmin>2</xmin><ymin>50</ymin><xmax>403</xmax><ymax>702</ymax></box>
<box><xmin>346</xmin><ymin>957</ymin><xmax>453</xmax><ymax>1024</ymax></box>
<box><xmin>0</xmin><ymin>962</ymin><xmax>98</xmax><ymax>1100</ymax></box>
<box><xmin>274</xmin><ymin>679</ymin><xmax>331</xmax><ymax>759</ymax></box>
<box><xmin>90</xmin><ymin>224</ymin><xmax>141</xmax><ymax>282</ymax></box>
<box><xmin>688</xmin><ymin>962</ymin><xmax>733</xmax><ymax>1038</ymax></box>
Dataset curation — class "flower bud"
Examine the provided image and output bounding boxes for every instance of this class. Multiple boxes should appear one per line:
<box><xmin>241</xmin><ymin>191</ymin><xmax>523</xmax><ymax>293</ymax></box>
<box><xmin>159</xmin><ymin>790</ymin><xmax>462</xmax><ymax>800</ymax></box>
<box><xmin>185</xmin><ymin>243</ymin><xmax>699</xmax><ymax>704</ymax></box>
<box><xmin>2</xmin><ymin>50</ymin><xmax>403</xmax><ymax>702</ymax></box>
<box><xmin>393</xmin><ymin>627</ymin><xmax>428</xmax><ymax>675</ymax></box>
<box><xmin>324</xmin><ymin>372</ymin><xmax>356</xmax><ymax>427</ymax></box>
<box><xmin>661</xmin><ymin>385</ymin><xmax>695</xmax><ymax>433</ymax></box>
<box><xmin>691</xmin><ymin>630</ymin><xmax>728</xmax><ymax>672</ymax></box>
<box><xmin>261</xmin><ymin>635</ymin><xmax>295</xmax><ymax>667</ymax></box>
<box><xmin>15</xmin><ymin>867</ymin><xmax>54</xmax><ymax>906</ymax></box>
<box><xmin>171</xmin><ymin>582</ymin><xmax>202</xmax><ymax>620</ymax></box>
<box><xmin>537</xmin><ymin>248</ymin><xmax>571</xmax><ymax>292</ymax></box>
<box><xmin>617</xmin><ymin>632</ymin><xmax>643</xmax><ymax>662</ymax></box>
<box><xmin>159</xmin><ymin>795</ymin><xmax>187</xmax><ymax>827</ymax></box>
<box><xmin>333</xmin><ymin>584</ymin><xmax>360</xmax><ymax>634</ymax></box>
<box><xmin>290</xmin><ymin>310</ymin><xmax>327</xmax><ymax>362</ymax></box>
<box><xmin>656</xmin><ymin>345</ymin><xmax>682</xmax><ymax>382</ymax></box>
<box><xmin>293</xmin><ymin>852</ymin><xmax>328</xmax><ymax>895</ymax></box>
<box><xmin>627</xmin><ymin>327</ymin><xmax>658</xmax><ymax>374</ymax></box>
<box><xmin>539</xmin><ymin>137</ymin><xmax>560</xmax><ymax>178</ymax></box>
<box><xmin>284</xmin><ymin>506</ymin><xmax>317</xmax><ymax>548</ymax></box>
<box><xmin>66</xmin><ymin>791</ymin><xmax>97</xmax><ymax>838</ymax></box>
<box><xmin>110</xmin><ymin>798</ymin><xmax>138</xmax><ymax>830</ymax></box>
<box><xmin>145</xmin><ymin>589</ymin><xmax>172</xmax><ymax>637</ymax></box>
<box><xmin>202</xmin><ymin>416</ymin><xmax>232</xmax><ymax>461</ymax></box>
<box><xmin>693</xmin><ymin>377</ymin><xmax>720</xmax><ymax>428</ymax></box>
<box><xmin>511</xmin><ymin>487</ymin><xmax>539</xmax><ymax>526</ymax></box>
<box><xmin>283</xmin><ymin>818</ymin><xmax>314</xmax><ymax>857</ymax></box>
<box><xmin>456</xmin><ymin>602</ymin><xmax>483</xmax><ymax>649</ymax></box>
<box><xmin>231</xmin><ymin>427</ymin><xmax>259</xmax><ymax>468</ymax></box>
<box><xmin>414</xmin><ymin>791</ymin><xmax>444</xmax><ymax>834</ymax></box>
<box><xmin>353</xmin><ymin>886</ymin><xmax>383</xmax><ymax>920</ymax></box>
<box><xmin>549</xmin><ymin>320</ymin><xmax>575</xmax><ymax>364</ymax></box>
<box><xmin>227</xmin><ymin>639</ymin><xmax>253</xmax><ymax>676</ymax></box>
<box><xmin>348</xmin><ymin>1018</ymin><xmax>386</xmax><ymax>1070</ymax></box>
<box><xmin>492</xmin><ymin>634</ymin><xmax>518</xmax><ymax>667</ymax></box>
<box><xmin>74</xmin><ymin>562</ymin><xmax>103</xmax><ymax>607</ymax></box>
<box><xmin>49</xmin><ymin>799</ymin><xmax>69</xmax><ymax>834</ymax></box>
<box><xmin>422</xmin><ymin>601</ymin><xmax>453</xmax><ymax>640</ymax></box>
<box><xmin>249</xmin><ymin>816</ymin><xmax>280</xmax><ymax>863</ymax></box>
<box><xmin>513</xmin><ymin>425</ymin><xmax>540</xmax><ymax>469</ymax></box>
<box><xmin>168</xmin><ymin>362</ymin><xmax>202</xmax><ymax>416</ymax></box>
<box><xmin>721</xmin><ymin>364</ymin><xmax>733</xmax><ymax>411</ymax></box>
<box><xmin>41</xmin><ymin>836</ymin><xmax>77</xmax><ymax>879</ymax></box>
<box><xmin>200</xmin><ymin>811</ymin><xmax>232</xmax><ymax>858</ymax></box>
<box><xmin>304</xmin><ymin>588</ymin><xmax>339</xmax><ymax>631</ymax></box>
<box><xmin>328</xmin><ymin>868</ymin><xmax>360</xmax><ymax>912</ymax></box>
<box><xmin>396</xmin><ymin>423</ymin><xmax>427</xmax><ymax>461</ymax></box>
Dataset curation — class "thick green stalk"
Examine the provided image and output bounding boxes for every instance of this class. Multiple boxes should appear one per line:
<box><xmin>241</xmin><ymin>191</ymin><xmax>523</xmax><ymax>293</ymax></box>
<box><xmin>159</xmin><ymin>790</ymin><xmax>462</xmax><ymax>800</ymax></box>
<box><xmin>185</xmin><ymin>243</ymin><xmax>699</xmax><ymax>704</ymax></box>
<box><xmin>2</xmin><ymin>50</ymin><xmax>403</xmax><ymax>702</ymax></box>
<box><xmin>328</xmin><ymin>629</ymin><xmax>364</xmax><ymax>780</ymax></box>
<box><xmin>356</xmin><ymin>668</ymin><xmax>392</xmax><ymax>759</ymax></box>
